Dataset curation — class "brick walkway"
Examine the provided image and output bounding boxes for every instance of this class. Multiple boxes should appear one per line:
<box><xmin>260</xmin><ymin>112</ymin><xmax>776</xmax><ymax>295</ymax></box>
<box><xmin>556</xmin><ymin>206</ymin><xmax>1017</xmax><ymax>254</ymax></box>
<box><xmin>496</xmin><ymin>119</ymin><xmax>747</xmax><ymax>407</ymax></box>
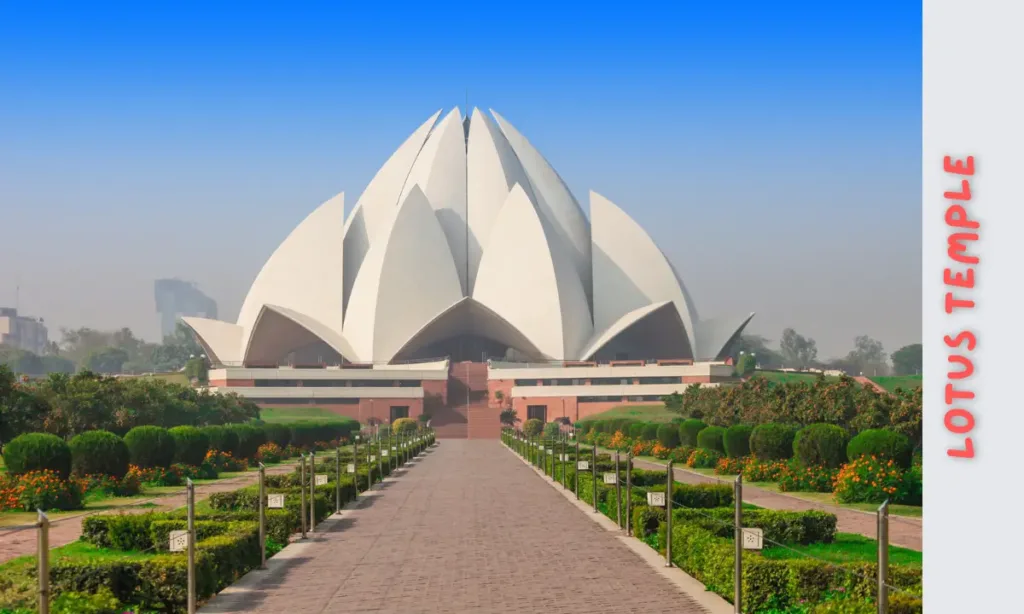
<box><xmin>201</xmin><ymin>441</ymin><xmax>709</xmax><ymax>614</ymax></box>
<box><xmin>627</xmin><ymin>457</ymin><xmax>922</xmax><ymax>551</ymax></box>
<box><xmin>0</xmin><ymin>461</ymin><xmax>300</xmax><ymax>564</ymax></box>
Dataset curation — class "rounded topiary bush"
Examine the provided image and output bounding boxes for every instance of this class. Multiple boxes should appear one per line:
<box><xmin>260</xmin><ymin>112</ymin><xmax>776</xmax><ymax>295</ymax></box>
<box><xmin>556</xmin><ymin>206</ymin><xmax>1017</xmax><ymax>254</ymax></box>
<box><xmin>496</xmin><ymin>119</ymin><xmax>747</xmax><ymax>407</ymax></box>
<box><xmin>749</xmin><ymin>423</ymin><xmax>797</xmax><ymax>460</ymax></box>
<box><xmin>628</xmin><ymin>422</ymin><xmax>646</xmax><ymax>439</ymax></box>
<box><xmin>543</xmin><ymin>421</ymin><xmax>561</xmax><ymax>439</ymax></box>
<box><xmin>794</xmin><ymin>423</ymin><xmax>850</xmax><ymax>469</ymax></box>
<box><xmin>69</xmin><ymin>430</ymin><xmax>129</xmax><ymax>478</ymax></box>
<box><xmin>229</xmin><ymin>424</ymin><xmax>266</xmax><ymax>460</ymax></box>
<box><xmin>641</xmin><ymin>423</ymin><xmax>660</xmax><ymax>441</ymax></box>
<box><xmin>656</xmin><ymin>423</ymin><xmax>681</xmax><ymax>448</ymax></box>
<box><xmin>679</xmin><ymin>419</ymin><xmax>707</xmax><ymax>447</ymax></box>
<box><xmin>723</xmin><ymin>424</ymin><xmax>753</xmax><ymax>458</ymax></box>
<box><xmin>392</xmin><ymin>417</ymin><xmax>418</xmax><ymax>435</ymax></box>
<box><xmin>522</xmin><ymin>418</ymin><xmax>543</xmax><ymax>437</ymax></box>
<box><xmin>261</xmin><ymin>423</ymin><xmax>292</xmax><ymax>449</ymax></box>
<box><xmin>2</xmin><ymin>433</ymin><xmax>73</xmax><ymax>479</ymax></box>
<box><xmin>201</xmin><ymin>425</ymin><xmax>240</xmax><ymax>456</ymax></box>
<box><xmin>846</xmin><ymin>429</ymin><xmax>913</xmax><ymax>468</ymax></box>
<box><xmin>168</xmin><ymin>426</ymin><xmax>210</xmax><ymax>467</ymax></box>
<box><xmin>696</xmin><ymin>426</ymin><xmax>727</xmax><ymax>453</ymax></box>
<box><xmin>124</xmin><ymin>426</ymin><xmax>176</xmax><ymax>469</ymax></box>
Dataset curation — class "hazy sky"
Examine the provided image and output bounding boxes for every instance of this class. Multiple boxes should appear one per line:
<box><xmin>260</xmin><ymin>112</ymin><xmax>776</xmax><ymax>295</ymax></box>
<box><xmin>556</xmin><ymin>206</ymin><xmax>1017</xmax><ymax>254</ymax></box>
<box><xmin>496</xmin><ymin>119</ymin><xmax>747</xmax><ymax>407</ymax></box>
<box><xmin>0</xmin><ymin>2</ymin><xmax>921</xmax><ymax>359</ymax></box>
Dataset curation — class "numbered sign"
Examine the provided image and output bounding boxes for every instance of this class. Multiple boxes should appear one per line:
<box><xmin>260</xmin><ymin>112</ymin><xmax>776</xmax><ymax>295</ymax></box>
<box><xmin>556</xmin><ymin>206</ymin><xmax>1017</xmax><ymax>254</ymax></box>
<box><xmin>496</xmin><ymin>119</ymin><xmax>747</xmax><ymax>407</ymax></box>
<box><xmin>315</xmin><ymin>474</ymin><xmax>328</xmax><ymax>486</ymax></box>
<box><xmin>392</xmin><ymin>446</ymin><xmax>397</xmax><ymax>451</ymax></box>
<box><xmin>547</xmin><ymin>449</ymin><xmax>554</xmax><ymax>456</ymax></box>
<box><xmin>370</xmin><ymin>455</ymin><xmax>377</xmax><ymax>462</ymax></box>
<box><xmin>576</xmin><ymin>461</ymin><xmax>590</xmax><ymax>471</ymax></box>
<box><xmin>267</xmin><ymin>494</ymin><xmax>285</xmax><ymax>509</ymax></box>
<box><xmin>169</xmin><ymin>530</ymin><xmax>189</xmax><ymax>552</ymax></box>
<box><xmin>346</xmin><ymin>463</ymin><xmax>356</xmax><ymax>474</ymax></box>
<box><xmin>603</xmin><ymin>472</ymin><xmax>617</xmax><ymax>485</ymax></box>
<box><xmin>539</xmin><ymin>445</ymin><xmax>545</xmax><ymax>451</ymax></box>
<box><xmin>382</xmin><ymin>450</ymin><xmax>389</xmax><ymax>457</ymax></box>
<box><xmin>646</xmin><ymin>491</ymin><xmax>666</xmax><ymax>507</ymax></box>
<box><xmin>742</xmin><ymin>528</ymin><xmax>764</xmax><ymax>550</ymax></box>
<box><xmin>560</xmin><ymin>454</ymin><xmax>569</xmax><ymax>461</ymax></box>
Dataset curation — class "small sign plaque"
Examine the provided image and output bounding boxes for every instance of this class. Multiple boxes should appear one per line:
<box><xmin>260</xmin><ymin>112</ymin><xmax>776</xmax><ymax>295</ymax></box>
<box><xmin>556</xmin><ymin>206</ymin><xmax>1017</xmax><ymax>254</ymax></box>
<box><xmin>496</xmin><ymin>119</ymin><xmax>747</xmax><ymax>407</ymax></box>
<box><xmin>539</xmin><ymin>445</ymin><xmax>545</xmax><ymax>451</ymax></box>
<box><xmin>647</xmin><ymin>491</ymin><xmax>666</xmax><ymax>507</ymax></box>
<box><xmin>576</xmin><ymin>461</ymin><xmax>590</xmax><ymax>471</ymax></box>
<box><xmin>346</xmin><ymin>463</ymin><xmax>356</xmax><ymax>474</ymax></box>
<box><xmin>392</xmin><ymin>446</ymin><xmax>397</xmax><ymax>451</ymax></box>
<box><xmin>742</xmin><ymin>528</ymin><xmax>764</xmax><ymax>550</ymax></box>
<box><xmin>169</xmin><ymin>530</ymin><xmax>189</xmax><ymax>552</ymax></box>
<box><xmin>560</xmin><ymin>454</ymin><xmax>569</xmax><ymax>461</ymax></box>
<box><xmin>370</xmin><ymin>455</ymin><xmax>377</xmax><ymax>462</ymax></box>
<box><xmin>603</xmin><ymin>472</ymin><xmax>617</xmax><ymax>485</ymax></box>
<box><xmin>267</xmin><ymin>494</ymin><xmax>285</xmax><ymax>509</ymax></box>
<box><xmin>315</xmin><ymin>474</ymin><xmax>328</xmax><ymax>486</ymax></box>
<box><xmin>547</xmin><ymin>449</ymin><xmax>554</xmax><ymax>456</ymax></box>
<box><xmin>382</xmin><ymin>450</ymin><xmax>389</xmax><ymax>457</ymax></box>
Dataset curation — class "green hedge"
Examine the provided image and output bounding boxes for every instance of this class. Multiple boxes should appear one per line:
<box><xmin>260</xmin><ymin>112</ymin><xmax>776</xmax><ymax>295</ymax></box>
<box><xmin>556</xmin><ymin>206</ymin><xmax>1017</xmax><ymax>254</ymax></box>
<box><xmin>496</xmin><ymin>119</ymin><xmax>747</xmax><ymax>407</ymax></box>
<box><xmin>847</xmin><ymin>429</ymin><xmax>912</xmax><ymax>468</ymax></box>
<box><xmin>794</xmin><ymin>424</ymin><xmax>849</xmax><ymax>469</ymax></box>
<box><xmin>679</xmin><ymin>419</ymin><xmax>707</xmax><ymax>447</ymax></box>
<box><xmin>672</xmin><ymin>508</ymin><xmax>837</xmax><ymax>545</ymax></box>
<box><xmin>201</xmin><ymin>425</ymin><xmax>240</xmax><ymax>456</ymax></box>
<box><xmin>723</xmin><ymin>425</ymin><xmax>753</xmax><ymax>458</ymax></box>
<box><xmin>124</xmin><ymin>426</ymin><xmax>176</xmax><ymax>469</ymax></box>
<box><xmin>69</xmin><ymin>430</ymin><xmax>130</xmax><ymax>479</ymax></box>
<box><xmin>168</xmin><ymin>426</ymin><xmax>210</xmax><ymax>467</ymax></box>
<box><xmin>2</xmin><ymin>432</ymin><xmax>72</xmax><ymax>479</ymax></box>
<box><xmin>656</xmin><ymin>423</ymin><xmax>681</xmax><ymax>448</ymax></box>
<box><xmin>696</xmin><ymin>426</ymin><xmax>727</xmax><ymax>453</ymax></box>
<box><xmin>750</xmin><ymin>423</ymin><xmax>797</xmax><ymax>460</ymax></box>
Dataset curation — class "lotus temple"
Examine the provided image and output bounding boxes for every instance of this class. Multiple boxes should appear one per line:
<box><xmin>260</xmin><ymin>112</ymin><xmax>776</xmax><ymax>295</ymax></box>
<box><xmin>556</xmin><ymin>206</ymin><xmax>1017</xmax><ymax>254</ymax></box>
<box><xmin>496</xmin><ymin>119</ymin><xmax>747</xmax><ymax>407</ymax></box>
<box><xmin>183</xmin><ymin>108</ymin><xmax>752</xmax><ymax>437</ymax></box>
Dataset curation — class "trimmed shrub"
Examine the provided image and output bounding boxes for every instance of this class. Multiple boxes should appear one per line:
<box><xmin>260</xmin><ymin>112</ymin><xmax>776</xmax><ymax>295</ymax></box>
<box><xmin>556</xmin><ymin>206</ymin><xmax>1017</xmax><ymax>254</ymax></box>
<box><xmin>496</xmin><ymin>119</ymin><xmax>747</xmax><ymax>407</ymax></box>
<box><xmin>778</xmin><ymin>460</ymin><xmax>838</xmax><ymax>493</ymax></box>
<box><xmin>750</xmin><ymin>423</ymin><xmax>797</xmax><ymax>460</ymax></box>
<box><xmin>0</xmin><ymin>469</ymin><xmax>85</xmax><ymax>511</ymax></box>
<box><xmin>628</xmin><ymin>422</ymin><xmax>646</xmax><ymax>439</ymax></box>
<box><xmin>723</xmin><ymin>424</ymin><xmax>753</xmax><ymax>458</ymax></box>
<box><xmin>673</xmin><ymin>507</ymin><xmax>837</xmax><ymax>545</ymax></box>
<box><xmin>229</xmin><ymin>424</ymin><xmax>266</xmax><ymax>460</ymax></box>
<box><xmin>69</xmin><ymin>430</ymin><xmax>130</xmax><ymax>479</ymax></box>
<box><xmin>696</xmin><ymin>426</ymin><xmax>726</xmax><ymax>453</ymax></box>
<box><xmin>656</xmin><ymin>423</ymin><xmax>681</xmax><ymax>448</ymax></box>
<box><xmin>794</xmin><ymin>424</ymin><xmax>849</xmax><ymax>469</ymax></box>
<box><xmin>168</xmin><ymin>426</ymin><xmax>210</xmax><ymax>467</ymax></box>
<box><xmin>256</xmin><ymin>442</ymin><xmax>283</xmax><ymax>463</ymax></box>
<box><xmin>846</xmin><ymin>429</ymin><xmax>912</xmax><ymax>468</ymax></box>
<box><xmin>679</xmin><ymin>419</ymin><xmax>707</xmax><ymax>447</ymax></box>
<box><xmin>201</xmin><ymin>425</ymin><xmax>240</xmax><ymax>456</ymax></box>
<box><xmin>542</xmin><ymin>421</ymin><xmax>561</xmax><ymax>439</ymax></box>
<box><xmin>687</xmin><ymin>448</ymin><xmax>723</xmax><ymax>469</ymax></box>
<box><xmin>522</xmin><ymin>418</ymin><xmax>543</xmax><ymax>437</ymax></box>
<box><xmin>2</xmin><ymin>432</ymin><xmax>73</xmax><ymax>479</ymax></box>
<box><xmin>261</xmin><ymin>423</ymin><xmax>291</xmax><ymax>448</ymax></box>
<box><xmin>124</xmin><ymin>426</ymin><xmax>176</xmax><ymax>469</ymax></box>
<box><xmin>392</xmin><ymin>417</ymin><xmax>417</xmax><ymax>435</ymax></box>
<box><xmin>641</xmin><ymin>423</ymin><xmax>660</xmax><ymax>441</ymax></box>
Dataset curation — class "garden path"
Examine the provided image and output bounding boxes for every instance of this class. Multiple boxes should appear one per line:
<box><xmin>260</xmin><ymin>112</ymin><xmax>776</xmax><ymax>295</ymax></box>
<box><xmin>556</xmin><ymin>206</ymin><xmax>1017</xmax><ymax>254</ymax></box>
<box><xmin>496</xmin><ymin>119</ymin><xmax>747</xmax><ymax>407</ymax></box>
<box><xmin>626</xmin><ymin>456</ymin><xmax>922</xmax><ymax>550</ymax></box>
<box><xmin>200</xmin><ymin>440</ymin><xmax>712</xmax><ymax>614</ymax></box>
<box><xmin>0</xmin><ymin>460</ymin><xmax>301</xmax><ymax>564</ymax></box>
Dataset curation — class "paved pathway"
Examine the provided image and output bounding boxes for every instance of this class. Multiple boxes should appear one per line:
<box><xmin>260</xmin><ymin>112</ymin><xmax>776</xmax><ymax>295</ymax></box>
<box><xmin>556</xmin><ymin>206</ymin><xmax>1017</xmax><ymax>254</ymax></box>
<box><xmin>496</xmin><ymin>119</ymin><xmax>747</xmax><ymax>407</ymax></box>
<box><xmin>0</xmin><ymin>461</ymin><xmax>300</xmax><ymax>564</ymax></box>
<box><xmin>202</xmin><ymin>441</ymin><xmax>709</xmax><ymax>614</ymax></box>
<box><xmin>627</xmin><ymin>456</ymin><xmax>922</xmax><ymax>551</ymax></box>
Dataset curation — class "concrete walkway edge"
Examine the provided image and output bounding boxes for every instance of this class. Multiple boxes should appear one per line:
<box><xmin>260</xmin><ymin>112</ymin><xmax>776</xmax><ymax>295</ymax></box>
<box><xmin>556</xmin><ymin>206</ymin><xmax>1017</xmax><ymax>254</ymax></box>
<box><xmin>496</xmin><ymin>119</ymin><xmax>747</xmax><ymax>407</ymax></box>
<box><xmin>504</xmin><ymin>445</ymin><xmax>733</xmax><ymax>614</ymax></box>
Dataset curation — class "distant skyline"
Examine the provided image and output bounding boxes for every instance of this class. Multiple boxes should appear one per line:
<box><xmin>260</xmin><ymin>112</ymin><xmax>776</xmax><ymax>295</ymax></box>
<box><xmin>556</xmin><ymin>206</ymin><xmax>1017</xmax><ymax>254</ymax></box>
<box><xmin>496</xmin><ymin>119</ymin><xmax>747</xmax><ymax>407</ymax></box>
<box><xmin>0</xmin><ymin>2</ymin><xmax>921</xmax><ymax>359</ymax></box>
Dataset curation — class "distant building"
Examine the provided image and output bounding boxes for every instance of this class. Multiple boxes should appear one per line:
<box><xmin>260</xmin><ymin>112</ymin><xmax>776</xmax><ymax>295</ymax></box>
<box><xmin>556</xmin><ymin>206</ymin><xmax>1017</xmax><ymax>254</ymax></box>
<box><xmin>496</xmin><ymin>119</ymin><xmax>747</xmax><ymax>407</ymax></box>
<box><xmin>0</xmin><ymin>308</ymin><xmax>49</xmax><ymax>355</ymax></box>
<box><xmin>154</xmin><ymin>279</ymin><xmax>218</xmax><ymax>339</ymax></box>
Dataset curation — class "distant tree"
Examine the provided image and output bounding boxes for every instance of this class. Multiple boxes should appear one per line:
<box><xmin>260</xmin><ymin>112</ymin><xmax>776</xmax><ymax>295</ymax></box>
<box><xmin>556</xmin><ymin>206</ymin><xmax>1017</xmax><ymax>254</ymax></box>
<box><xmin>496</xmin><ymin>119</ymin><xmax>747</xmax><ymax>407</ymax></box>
<box><xmin>500</xmin><ymin>408</ymin><xmax>519</xmax><ymax>426</ymax></box>
<box><xmin>84</xmin><ymin>347</ymin><xmax>129</xmax><ymax>374</ymax></box>
<box><xmin>662</xmin><ymin>392</ymin><xmax>684</xmax><ymax>413</ymax></box>
<box><xmin>890</xmin><ymin>344</ymin><xmax>922</xmax><ymax>376</ymax></box>
<box><xmin>846</xmin><ymin>335</ymin><xmax>888</xmax><ymax>376</ymax></box>
<box><xmin>730</xmin><ymin>334</ymin><xmax>783</xmax><ymax>369</ymax></box>
<box><xmin>736</xmin><ymin>353</ymin><xmax>757</xmax><ymax>377</ymax></box>
<box><xmin>0</xmin><ymin>346</ymin><xmax>44</xmax><ymax>375</ymax></box>
<box><xmin>779</xmin><ymin>328</ymin><xmax>818</xmax><ymax>369</ymax></box>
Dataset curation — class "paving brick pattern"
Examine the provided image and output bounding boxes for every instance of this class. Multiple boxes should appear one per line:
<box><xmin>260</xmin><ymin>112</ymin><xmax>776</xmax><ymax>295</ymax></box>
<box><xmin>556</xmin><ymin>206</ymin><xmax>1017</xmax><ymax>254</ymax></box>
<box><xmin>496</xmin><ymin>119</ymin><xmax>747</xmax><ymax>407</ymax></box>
<box><xmin>202</xmin><ymin>440</ymin><xmax>708</xmax><ymax>614</ymax></box>
<box><xmin>0</xmin><ymin>461</ymin><xmax>300</xmax><ymax>564</ymax></box>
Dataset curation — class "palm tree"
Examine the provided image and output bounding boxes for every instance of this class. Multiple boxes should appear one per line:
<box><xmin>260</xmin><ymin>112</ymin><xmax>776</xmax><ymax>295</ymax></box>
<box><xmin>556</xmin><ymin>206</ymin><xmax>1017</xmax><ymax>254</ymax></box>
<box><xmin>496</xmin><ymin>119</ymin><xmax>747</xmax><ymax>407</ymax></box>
<box><xmin>499</xmin><ymin>408</ymin><xmax>518</xmax><ymax>426</ymax></box>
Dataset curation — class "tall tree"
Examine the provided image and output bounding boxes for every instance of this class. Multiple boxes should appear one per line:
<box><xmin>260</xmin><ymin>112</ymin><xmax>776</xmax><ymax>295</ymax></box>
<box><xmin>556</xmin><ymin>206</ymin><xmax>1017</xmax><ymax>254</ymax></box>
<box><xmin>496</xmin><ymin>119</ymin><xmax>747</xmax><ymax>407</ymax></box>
<box><xmin>890</xmin><ymin>343</ymin><xmax>922</xmax><ymax>375</ymax></box>
<box><xmin>845</xmin><ymin>335</ymin><xmax>889</xmax><ymax>376</ymax></box>
<box><xmin>730</xmin><ymin>334</ymin><xmax>783</xmax><ymax>369</ymax></box>
<box><xmin>779</xmin><ymin>328</ymin><xmax>818</xmax><ymax>369</ymax></box>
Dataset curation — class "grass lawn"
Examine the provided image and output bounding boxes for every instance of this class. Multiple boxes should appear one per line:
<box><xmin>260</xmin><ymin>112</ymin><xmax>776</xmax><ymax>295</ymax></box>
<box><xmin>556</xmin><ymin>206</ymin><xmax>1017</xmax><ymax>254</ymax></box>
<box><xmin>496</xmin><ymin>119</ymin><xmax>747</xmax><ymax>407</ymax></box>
<box><xmin>760</xmin><ymin>532</ymin><xmax>922</xmax><ymax>566</ymax></box>
<box><xmin>582</xmin><ymin>404</ymin><xmax>678</xmax><ymax>423</ymax></box>
<box><xmin>870</xmin><ymin>375</ymin><xmax>923</xmax><ymax>392</ymax></box>
<box><xmin>260</xmin><ymin>406</ymin><xmax>344</xmax><ymax>423</ymax></box>
<box><xmin>754</xmin><ymin>371</ymin><xmax>842</xmax><ymax>384</ymax></box>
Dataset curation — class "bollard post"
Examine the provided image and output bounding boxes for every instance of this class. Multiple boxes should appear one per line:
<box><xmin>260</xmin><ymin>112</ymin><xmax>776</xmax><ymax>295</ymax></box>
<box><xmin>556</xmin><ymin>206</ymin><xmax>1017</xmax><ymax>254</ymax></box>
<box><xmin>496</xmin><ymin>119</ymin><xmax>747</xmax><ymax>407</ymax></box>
<box><xmin>309</xmin><ymin>450</ymin><xmax>316</xmax><ymax>533</ymax></box>
<box><xmin>354</xmin><ymin>434</ymin><xmax>360</xmax><ymax>499</ymax></box>
<box><xmin>615</xmin><ymin>451</ymin><xmax>622</xmax><ymax>529</ymax></box>
<box><xmin>377</xmin><ymin>434</ymin><xmax>382</xmax><ymax>478</ymax></box>
<box><xmin>878</xmin><ymin>499</ymin><xmax>890</xmax><ymax>614</ymax></box>
<box><xmin>626</xmin><ymin>452</ymin><xmax>633</xmax><ymax>537</ymax></box>
<box><xmin>36</xmin><ymin>510</ymin><xmax>49</xmax><ymax>614</ymax></box>
<box><xmin>299</xmin><ymin>454</ymin><xmax>307</xmax><ymax>539</ymax></box>
<box><xmin>591</xmin><ymin>444</ymin><xmax>598</xmax><ymax>513</ymax></box>
<box><xmin>561</xmin><ymin>434</ymin><xmax>567</xmax><ymax>489</ymax></box>
<box><xmin>734</xmin><ymin>474</ymin><xmax>743</xmax><ymax>613</ymax></box>
<box><xmin>575</xmin><ymin>436</ymin><xmax>580</xmax><ymax>500</ymax></box>
<box><xmin>335</xmin><ymin>447</ymin><xmax>342</xmax><ymax>512</ymax></box>
<box><xmin>187</xmin><ymin>478</ymin><xmax>196</xmax><ymax>614</ymax></box>
<box><xmin>665</xmin><ymin>461</ymin><xmax>673</xmax><ymax>567</ymax></box>
<box><xmin>258</xmin><ymin>463</ymin><xmax>266</xmax><ymax>569</ymax></box>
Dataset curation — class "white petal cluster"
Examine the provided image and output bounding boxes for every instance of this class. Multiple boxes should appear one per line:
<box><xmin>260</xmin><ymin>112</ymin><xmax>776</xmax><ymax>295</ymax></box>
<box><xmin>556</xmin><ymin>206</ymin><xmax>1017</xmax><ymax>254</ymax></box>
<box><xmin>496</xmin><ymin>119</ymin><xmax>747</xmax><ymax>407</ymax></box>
<box><xmin>184</xmin><ymin>109</ymin><xmax>753</xmax><ymax>366</ymax></box>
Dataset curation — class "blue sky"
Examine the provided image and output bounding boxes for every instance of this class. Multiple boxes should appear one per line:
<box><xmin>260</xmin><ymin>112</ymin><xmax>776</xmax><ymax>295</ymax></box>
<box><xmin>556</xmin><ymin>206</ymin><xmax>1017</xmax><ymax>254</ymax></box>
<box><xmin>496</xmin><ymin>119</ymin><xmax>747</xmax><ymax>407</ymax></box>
<box><xmin>0</xmin><ymin>1</ymin><xmax>921</xmax><ymax>358</ymax></box>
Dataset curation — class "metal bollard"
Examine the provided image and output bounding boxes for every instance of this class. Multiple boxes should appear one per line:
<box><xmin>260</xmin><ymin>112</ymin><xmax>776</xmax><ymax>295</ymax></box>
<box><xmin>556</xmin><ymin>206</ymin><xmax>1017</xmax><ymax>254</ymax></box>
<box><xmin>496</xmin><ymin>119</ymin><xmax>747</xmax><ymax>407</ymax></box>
<box><xmin>665</xmin><ymin>461</ymin><xmax>673</xmax><ymax>567</ymax></box>
<box><xmin>299</xmin><ymin>454</ymin><xmax>307</xmax><ymax>539</ymax></box>
<box><xmin>187</xmin><ymin>478</ymin><xmax>196</xmax><ymax>614</ymax></box>
<box><xmin>625</xmin><ymin>452</ymin><xmax>633</xmax><ymax>537</ymax></box>
<box><xmin>377</xmin><ymin>435</ymin><xmax>382</xmax><ymax>478</ymax></box>
<box><xmin>561</xmin><ymin>435</ymin><xmax>567</xmax><ymax>489</ymax></box>
<box><xmin>734</xmin><ymin>474</ymin><xmax>743</xmax><ymax>613</ymax></box>
<box><xmin>309</xmin><ymin>451</ymin><xmax>316</xmax><ymax>533</ymax></box>
<box><xmin>335</xmin><ymin>447</ymin><xmax>342</xmax><ymax>512</ymax></box>
<box><xmin>37</xmin><ymin>510</ymin><xmax>49</xmax><ymax>614</ymax></box>
<box><xmin>614</xmin><ymin>451</ymin><xmax>622</xmax><ymax>529</ymax></box>
<box><xmin>354</xmin><ymin>435</ymin><xmax>360</xmax><ymax>499</ymax></box>
<box><xmin>575</xmin><ymin>436</ymin><xmax>580</xmax><ymax>500</ymax></box>
<box><xmin>591</xmin><ymin>445</ymin><xmax>598</xmax><ymax>513</ymax></box>
<box><xmin>878</xmin><ymin>499</ymin><xmax>890</xmax><ymax>614</ymax></box>
<box><xmin>258</xmin><ymin>463</ymin><xmax>266</xmax><ymax>569</ymax></box>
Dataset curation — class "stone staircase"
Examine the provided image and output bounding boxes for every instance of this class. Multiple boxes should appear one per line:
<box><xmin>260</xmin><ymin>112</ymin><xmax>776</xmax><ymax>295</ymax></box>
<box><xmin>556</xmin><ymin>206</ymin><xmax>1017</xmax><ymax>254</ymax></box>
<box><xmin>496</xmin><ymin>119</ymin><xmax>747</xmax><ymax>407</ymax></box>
<box><xmin>434</xmin><ymin>362</ymin><xmax>499</xmax><ymax>439</ymax></box>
